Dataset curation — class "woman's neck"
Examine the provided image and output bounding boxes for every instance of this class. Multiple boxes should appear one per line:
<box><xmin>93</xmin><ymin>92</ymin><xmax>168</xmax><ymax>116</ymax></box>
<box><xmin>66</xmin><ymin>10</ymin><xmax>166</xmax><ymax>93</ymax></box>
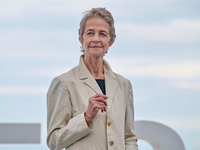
<box><xmin>83</xmin><ymin>55</ymin><xmax>105</xmax><ymax>79</ymax></box>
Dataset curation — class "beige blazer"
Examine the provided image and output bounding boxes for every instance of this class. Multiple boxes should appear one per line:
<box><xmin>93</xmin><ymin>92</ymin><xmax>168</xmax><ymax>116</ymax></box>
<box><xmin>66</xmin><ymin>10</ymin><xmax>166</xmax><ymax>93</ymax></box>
<box><xmin>47</xmin><ymin>55</ymin><xmax>138</xmax><ymax>150</ymax></box>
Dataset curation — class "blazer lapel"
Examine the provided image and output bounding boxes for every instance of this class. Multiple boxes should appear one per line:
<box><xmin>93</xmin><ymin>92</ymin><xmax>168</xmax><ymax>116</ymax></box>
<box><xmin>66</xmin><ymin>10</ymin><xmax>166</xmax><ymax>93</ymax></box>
<box><xmin>84</xmin><ymin>77</ymin><xmax>102</xmax><ymax>94</ymax></box>
<box><xmin>104</xmin><ymin>59</ymin><xmax>117</xmax><ymax>113</ymax></box>
<box><xmin>79</xmin><ymin>55</ymin><xmax>102</xmax><ymax>94</ymax></box>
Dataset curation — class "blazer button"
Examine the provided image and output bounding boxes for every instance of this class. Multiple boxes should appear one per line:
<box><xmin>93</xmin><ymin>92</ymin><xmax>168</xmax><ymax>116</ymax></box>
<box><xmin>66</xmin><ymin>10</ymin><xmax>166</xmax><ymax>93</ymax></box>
<box><xmin>108</xmin><ymin>121</ymin><xmax>111</xmax><ymax>126</ymax></box>
<box><xmin>109</xmin><ymin>141</ymin><xmax>114</xmax><ymax>146</ymax></box>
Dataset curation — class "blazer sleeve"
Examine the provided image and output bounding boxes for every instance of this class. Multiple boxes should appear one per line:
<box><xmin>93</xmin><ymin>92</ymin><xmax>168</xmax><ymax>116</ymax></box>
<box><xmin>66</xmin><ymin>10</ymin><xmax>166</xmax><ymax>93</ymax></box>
<box><xmin>124</xmin><ymin>80</ymin><xmax>138</xmax><ymax>150</ymax></box>
<box><xmin>46</xmin><ymin>77</ymin><xmax>92</xmax><ymax>150</ymax></box>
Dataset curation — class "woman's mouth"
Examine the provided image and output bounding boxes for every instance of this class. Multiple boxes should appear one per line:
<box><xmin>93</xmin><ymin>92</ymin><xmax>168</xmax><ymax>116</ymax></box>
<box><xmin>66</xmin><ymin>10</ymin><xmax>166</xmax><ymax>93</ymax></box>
<box><xmin>90</xmin><ymin>46</ymin><xmax>101</xmax><ymax>48</ymax></box>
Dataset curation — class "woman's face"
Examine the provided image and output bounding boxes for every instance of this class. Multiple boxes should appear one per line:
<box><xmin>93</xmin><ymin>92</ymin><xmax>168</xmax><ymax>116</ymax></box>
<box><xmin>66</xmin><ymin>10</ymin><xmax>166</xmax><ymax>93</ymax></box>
<box><xmin>79</xmin><ymin>17</ymin><xmax>114</xmax><ymax>58</ymax></box>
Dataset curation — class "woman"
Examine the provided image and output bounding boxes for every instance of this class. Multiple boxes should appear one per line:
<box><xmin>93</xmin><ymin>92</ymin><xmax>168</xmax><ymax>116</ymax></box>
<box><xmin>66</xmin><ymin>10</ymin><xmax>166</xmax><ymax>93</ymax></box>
<box><xmin>47</xmin><ymin>7</ymin><xmax>138</xmax><ymax>150</ymax></box>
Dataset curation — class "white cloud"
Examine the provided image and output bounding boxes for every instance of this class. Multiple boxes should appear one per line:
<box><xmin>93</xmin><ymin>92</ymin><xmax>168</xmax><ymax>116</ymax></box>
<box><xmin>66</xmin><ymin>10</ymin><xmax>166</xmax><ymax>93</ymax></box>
<box><xmin>116</xmin><ymin>19</ymin><xmax>200</xmax><ymax>43</ymax></box>
<box><xmin>0</xmin><ymin>0</ymin><xmax>176</xmax><ymax>20</ymax></box>
<box><xmin>0</xmin><ymin>0</ymin><xmax>34</xmax><ymax>20</ymax></box>
<box><xmin>108</xmin><ymin>56</ymin><xmax>200</xmax><ymax>79</ymax></box>
<box><xmin>0</xmin><ymin>86</ymin><xmax>48</xmax><ymax>95</ymax></box>
<box><xmin>0</xmin><ymin>29</ymin><xmax>81</xmax><ymax>59</ymax></box>
<box><xmin>0</xmin><ymin>28</ymin><xmax>77</xmax><ymax>44</ymax></box>
<box><xmin>0</xmin><ymin>48</ymin><xmax>79</xmax><ymax>60</ymax></box>
<box><xmin>168</xmin><ymin>81</ymin><xmax>200</xmax><ymax>91</ymax></box>
<box><xmin>0</xmin><ymin>0</ymin><xmax>111</xmax><ymax>20</ymax></box>
<box><xmin>24</xmin><ymin>68</ymin><xmax>73</xmax><ymax>78</ymax></box>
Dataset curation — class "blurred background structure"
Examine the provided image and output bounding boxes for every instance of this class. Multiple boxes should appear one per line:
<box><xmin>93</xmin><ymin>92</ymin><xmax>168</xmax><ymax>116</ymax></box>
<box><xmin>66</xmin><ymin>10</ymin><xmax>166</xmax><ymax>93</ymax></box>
<box><xmin>0</xmin><ymin>0</ymin><xmax>200</xmax><ymax>150</ymax></box>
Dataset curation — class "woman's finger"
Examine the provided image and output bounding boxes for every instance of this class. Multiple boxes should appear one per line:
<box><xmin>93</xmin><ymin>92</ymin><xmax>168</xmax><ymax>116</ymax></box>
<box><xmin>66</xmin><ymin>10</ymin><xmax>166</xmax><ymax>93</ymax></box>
<box><xmin>90</xmin><ymin>96</ymin><xmax>107</xmax><ymax>106</ymax></box>
<box><xmin>92</xmin><ymin>93</ymin><xmax>108</xmax><ymax>99</ymax></box>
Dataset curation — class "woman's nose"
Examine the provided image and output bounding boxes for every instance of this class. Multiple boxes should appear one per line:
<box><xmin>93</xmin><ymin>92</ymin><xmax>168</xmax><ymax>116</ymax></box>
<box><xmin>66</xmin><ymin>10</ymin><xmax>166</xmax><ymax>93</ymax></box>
<box><xmin>92</xmin><ymin>34</ymin><xmax>100</xmax><ymax>43</ymax></box>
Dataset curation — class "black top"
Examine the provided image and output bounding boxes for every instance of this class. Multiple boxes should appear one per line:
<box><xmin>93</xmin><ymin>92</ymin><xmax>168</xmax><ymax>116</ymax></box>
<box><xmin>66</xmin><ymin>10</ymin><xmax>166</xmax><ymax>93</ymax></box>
<box><xmin>95</xmin><ymin>79</ymin><xmax>106</xmax><ymax>95</ymax></box>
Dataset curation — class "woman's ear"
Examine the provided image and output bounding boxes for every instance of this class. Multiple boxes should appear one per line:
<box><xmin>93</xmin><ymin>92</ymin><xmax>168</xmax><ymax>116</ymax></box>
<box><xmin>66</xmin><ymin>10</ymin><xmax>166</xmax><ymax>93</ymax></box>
<box><xmin>79</xmin><ymin>36</ymin><xmax>83</xmax><ymax>45</ymax></box>
<box><xmin>109</xmin><ymin>34</ymin><xmax>116</xmax><ymax>47</ymax></box>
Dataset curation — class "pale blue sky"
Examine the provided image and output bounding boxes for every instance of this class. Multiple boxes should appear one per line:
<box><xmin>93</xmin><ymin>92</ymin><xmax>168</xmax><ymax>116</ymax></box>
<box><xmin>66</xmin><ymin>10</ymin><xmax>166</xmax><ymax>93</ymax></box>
<box><xmin>0</xmin><ymin>0</ymin><xmax>200</xmax><ymax>150</ymax></box>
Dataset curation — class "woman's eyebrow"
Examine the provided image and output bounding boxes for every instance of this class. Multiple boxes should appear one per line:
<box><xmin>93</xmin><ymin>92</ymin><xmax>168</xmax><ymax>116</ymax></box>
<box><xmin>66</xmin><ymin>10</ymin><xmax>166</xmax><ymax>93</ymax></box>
<box><xmin>85</xmin><ymin>29</ymin><xmax>109</xmax><ymax>34</ymax></box>
<box><xmin>100</xmin><ymin>30</ymin><xmax>109</xmax><ymax>34</ymax></box>
<box><xmin>86</xmin><ymin>29</ymin><xmax>94</xmax><ymax>32</ymax></box>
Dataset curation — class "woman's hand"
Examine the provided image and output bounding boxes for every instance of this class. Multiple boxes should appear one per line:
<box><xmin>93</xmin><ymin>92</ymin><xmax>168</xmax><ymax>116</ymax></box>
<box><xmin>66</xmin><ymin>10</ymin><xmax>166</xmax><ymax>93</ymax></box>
<box><xmin>85</xmin><ymin>93</ymin><xmax>108</xmax><ymax>126</ymax></box>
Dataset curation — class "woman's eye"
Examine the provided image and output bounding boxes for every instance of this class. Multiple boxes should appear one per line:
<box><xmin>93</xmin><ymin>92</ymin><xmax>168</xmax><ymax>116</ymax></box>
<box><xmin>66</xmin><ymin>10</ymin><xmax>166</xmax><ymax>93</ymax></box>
<box><xmin>87</xmin><ymin>32</ymin><xmax>93</xmax><ymax>35</ymax></box>
<box><xmin>100</xmin><ymin>33</ymin><xmax>106</xmax><ymax>36</ymax></box>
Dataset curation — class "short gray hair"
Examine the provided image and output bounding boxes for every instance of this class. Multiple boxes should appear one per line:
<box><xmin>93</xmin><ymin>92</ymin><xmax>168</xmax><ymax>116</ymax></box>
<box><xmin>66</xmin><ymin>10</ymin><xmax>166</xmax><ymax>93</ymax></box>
<box><xmin>78</xmin><ymin>7</ymin><xmax>116</xmax><ymax>53</ymax></box>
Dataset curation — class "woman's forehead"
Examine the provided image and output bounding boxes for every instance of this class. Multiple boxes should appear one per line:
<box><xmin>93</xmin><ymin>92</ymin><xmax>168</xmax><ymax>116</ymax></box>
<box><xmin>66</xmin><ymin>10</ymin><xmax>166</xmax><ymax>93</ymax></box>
<box><xmin>85</xmin><ymin>18</ymin><xmax>110</xmax><ymax>32</ymax></box>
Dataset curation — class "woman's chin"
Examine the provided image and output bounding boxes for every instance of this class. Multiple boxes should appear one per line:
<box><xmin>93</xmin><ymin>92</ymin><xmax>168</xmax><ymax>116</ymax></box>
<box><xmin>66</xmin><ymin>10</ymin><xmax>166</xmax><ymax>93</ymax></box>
<box><xmin>88</xmin><ymin>50</ymin><xmax>105</xmax><ymax>58</ymax></box>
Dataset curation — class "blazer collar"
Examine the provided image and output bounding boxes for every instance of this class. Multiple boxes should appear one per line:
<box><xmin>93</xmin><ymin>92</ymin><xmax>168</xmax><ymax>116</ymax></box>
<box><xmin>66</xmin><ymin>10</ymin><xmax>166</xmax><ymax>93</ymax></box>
<box><xmin>79</xmin><ymin>55</ymin><xmax>117</xmax><ymax>112</ymax></box>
